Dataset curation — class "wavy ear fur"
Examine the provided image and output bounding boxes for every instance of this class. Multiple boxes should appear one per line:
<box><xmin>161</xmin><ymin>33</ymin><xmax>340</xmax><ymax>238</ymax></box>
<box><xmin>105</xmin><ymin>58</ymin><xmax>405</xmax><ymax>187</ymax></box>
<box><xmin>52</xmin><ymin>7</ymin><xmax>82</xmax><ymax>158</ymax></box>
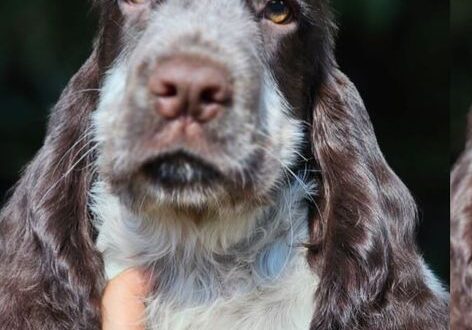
<box><xmin>308</xmin><ymin>68</ymin><xmax>449</xmax><ymax>329</ymax></box>
<box><xmin>451</xmin><ymin>109</ymin><xmax>472</xmax><ymax>329</ymax></box>
<box><xmin>0</xmin><ymin>50</ymin><xmax>104</xmax><ymax>329</ymax></box>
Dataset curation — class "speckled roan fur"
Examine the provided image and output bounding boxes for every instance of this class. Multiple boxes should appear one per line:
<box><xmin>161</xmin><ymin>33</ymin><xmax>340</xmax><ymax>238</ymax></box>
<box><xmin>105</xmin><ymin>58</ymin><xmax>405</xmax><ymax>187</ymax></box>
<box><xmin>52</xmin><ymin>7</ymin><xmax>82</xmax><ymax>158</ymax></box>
<box><xmin>451</xmin><ymin>109</ymin><xmax>472</xmax><ymax>330</ymax></box>
<box><xmin>0</xmin><ymin>0</ymin><xmax>448</xmax><ymax>329</ymax></box>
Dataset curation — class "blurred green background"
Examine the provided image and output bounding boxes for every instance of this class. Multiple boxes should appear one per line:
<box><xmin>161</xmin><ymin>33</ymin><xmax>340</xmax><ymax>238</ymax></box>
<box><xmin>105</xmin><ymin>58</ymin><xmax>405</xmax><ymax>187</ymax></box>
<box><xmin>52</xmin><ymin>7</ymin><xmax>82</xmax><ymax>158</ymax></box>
<box><xmin>0</xmin><ymin>1</ymin><xmax>449</xmax><ymax>283</ymax></box>
<box><xmin>452</xmin><ymin>0</ymin><xmax>472</xmax><ymax>162</ymax></box>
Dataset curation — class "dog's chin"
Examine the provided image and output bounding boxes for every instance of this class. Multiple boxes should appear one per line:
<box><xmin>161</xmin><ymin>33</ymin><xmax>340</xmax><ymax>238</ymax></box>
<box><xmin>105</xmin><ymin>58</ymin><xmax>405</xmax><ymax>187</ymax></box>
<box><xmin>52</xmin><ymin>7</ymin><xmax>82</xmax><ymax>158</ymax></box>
<box><xmin>142</xmin><ymin>151</ymin><xmax>224</xmax><ymax>188</ymax></box>
<box><xmin>128</xmin><ymin>151</ymin><xmax>237</xmax><ymax>210</ymax></box>
<box><xmin>109</xmin><ymin>150</ymin><xmax>272</xmax><ymax>213</ymax></box>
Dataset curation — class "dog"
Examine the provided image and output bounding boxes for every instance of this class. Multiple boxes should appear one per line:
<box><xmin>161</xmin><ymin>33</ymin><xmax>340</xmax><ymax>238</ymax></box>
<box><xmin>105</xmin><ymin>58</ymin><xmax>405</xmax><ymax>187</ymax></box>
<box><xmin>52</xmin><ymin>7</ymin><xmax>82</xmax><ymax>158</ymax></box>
<box><xmin>0</xmin><ymin>0</ymin><xmax>449</xmax><ymax>329</ymax></box>
<box><xmin>452</xmin><ymin>109</ymin><xmax>472</xmax><ymax>329</ymax></box>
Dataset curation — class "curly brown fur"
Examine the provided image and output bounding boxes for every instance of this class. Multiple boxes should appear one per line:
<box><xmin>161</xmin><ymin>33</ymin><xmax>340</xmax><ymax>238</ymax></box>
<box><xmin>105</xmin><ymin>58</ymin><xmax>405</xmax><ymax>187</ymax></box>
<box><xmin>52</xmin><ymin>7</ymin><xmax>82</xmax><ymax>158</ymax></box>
<box><xmin>308</xmin><ymin>68</ymin><xmax>448</xmax><ymax>330</ymax></box>
<box><xmin>0</xmin><ymin>51</ymin><xmax>104</xmax><ymax>329</ymax></box>
<box><xmin>451</xmin><ymin>109</ymin><xmax>472</xmax><ymax>330</ymax></box>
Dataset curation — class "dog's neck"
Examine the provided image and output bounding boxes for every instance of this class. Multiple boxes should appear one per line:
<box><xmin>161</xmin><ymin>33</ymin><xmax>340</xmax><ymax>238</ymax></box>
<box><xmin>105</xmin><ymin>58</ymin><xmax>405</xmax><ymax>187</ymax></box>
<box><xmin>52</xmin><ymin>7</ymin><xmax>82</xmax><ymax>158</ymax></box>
<box><xmin>93</xmin><ymin>179</ymin><xmax>315</xmax><ymax>308</ymax></box>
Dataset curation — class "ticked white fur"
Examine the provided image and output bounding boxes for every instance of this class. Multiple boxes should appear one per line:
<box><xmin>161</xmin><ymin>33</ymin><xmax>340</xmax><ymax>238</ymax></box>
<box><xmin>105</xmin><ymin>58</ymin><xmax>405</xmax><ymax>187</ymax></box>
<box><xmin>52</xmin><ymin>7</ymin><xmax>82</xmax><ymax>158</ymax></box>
<box><xmin>93</xmin><ymin>176</ymin><xmax>317</xmax><ymax>330</ymax></box>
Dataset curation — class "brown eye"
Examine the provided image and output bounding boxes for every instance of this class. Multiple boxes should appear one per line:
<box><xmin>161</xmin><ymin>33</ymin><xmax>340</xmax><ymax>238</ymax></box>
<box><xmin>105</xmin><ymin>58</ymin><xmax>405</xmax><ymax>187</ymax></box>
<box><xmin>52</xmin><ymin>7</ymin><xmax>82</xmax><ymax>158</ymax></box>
<box><xmin>263</xmin><ymin>0</ymin><xmax>293</xmax><ymax>24</ymax></box>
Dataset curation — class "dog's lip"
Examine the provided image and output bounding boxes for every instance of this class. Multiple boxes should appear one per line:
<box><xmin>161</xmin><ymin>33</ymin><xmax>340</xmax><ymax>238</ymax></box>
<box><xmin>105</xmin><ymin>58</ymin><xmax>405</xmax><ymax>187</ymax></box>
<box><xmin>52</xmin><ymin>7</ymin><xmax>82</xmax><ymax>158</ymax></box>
<box><xmin>141</xmin><ymin>151</ymin><xmax>224</xmax><ymax>187</ymax></box>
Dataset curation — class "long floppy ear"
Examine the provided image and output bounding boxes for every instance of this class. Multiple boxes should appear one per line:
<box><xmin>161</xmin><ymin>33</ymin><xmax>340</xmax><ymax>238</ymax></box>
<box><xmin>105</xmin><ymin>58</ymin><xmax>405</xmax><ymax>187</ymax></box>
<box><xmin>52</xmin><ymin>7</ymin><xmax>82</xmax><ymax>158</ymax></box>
<box><xmin>0</xmin><ymin>48</ymin><xmax>104</xmax><ymax>328</ymax></box>
<box><xmin>308</xmin><ymin>68</ymin><xmax>449</xmax><ymax>329</ymax></box>
<box><xmin>451</xmin><ymin>109</ymin><xmax>472</xmax><ymax>329</ymax></box>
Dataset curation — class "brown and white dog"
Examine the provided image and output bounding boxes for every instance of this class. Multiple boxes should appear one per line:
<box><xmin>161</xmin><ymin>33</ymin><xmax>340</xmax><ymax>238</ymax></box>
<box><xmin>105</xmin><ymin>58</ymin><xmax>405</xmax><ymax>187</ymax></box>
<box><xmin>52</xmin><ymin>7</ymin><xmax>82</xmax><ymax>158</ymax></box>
<box><xmin>0</xmin><ymin>0</ymin><xmax>448</xmax><ymax>329</ymax></box>
<box><xmin>452</xmin><ymin>109</ymin><xmax>472</xmax><ymax>329</ymax></box>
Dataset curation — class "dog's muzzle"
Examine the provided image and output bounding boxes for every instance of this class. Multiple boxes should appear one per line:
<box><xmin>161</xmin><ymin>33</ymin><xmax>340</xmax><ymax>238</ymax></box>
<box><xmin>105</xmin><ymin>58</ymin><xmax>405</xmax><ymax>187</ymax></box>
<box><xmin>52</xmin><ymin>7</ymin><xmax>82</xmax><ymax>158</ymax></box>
<box><xmin>137</xmin><ymin>54</ymin><xmax>234</xmax><ymax>184</ymax></box>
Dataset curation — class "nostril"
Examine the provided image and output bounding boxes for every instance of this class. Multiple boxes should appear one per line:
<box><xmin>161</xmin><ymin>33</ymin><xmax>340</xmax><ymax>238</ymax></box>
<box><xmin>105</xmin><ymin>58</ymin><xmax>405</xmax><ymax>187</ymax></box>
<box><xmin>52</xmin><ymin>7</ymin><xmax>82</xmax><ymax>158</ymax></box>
<box><xmin>200</xmin><ymin>87</ymin><xmax>220</xmax><ymax>105</ymax></box>
<box><xmin>200</xmin><ymin>86</ymin><xmax>232</xmax><ymax>105</ymax></box>
<box><xmin>154</xmin><ymin>81</ymin><xmax>179</xmax><ymax>98</ymax></box>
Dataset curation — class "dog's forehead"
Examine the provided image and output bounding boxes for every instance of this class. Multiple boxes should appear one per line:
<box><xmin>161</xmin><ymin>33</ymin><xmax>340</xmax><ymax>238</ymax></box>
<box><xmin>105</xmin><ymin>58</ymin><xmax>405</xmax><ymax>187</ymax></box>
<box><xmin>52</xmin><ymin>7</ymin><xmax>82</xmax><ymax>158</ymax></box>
<box><xmin>94</xmin><ymin>0</ymin><xmax>330</xmax><ymax>85</ymax></box>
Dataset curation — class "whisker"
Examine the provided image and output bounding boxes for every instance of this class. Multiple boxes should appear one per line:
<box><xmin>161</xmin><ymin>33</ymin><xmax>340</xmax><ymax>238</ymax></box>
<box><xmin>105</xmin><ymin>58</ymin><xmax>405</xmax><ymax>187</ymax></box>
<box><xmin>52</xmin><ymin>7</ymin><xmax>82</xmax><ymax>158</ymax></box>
<box><xmin>70</xmin><ymin>88</ymin><xmax>101</xmax><ymax>96</ymax></box>
<box><xmin>50</xmin><ymin>130</ymin><xmax>94</xmax><ymax>177</ymax></box>
<box><xmin>38</xmin><ymin>144</ymin><xmax>99</xmax><ymax>208</ymax></box>
<box><xmin>243</xmin><ymin>123</ymin><xmax>311</xmax><ymax>163</ymax></box>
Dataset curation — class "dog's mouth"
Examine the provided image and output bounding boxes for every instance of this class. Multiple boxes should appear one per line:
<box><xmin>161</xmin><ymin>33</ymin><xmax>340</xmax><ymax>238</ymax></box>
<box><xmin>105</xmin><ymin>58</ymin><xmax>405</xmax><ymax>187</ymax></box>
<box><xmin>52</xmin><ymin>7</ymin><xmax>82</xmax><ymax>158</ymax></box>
<box><xmin>142</xmin><ymin>151</ymin><xmax>224</xmax><ymax>188</ymax></box>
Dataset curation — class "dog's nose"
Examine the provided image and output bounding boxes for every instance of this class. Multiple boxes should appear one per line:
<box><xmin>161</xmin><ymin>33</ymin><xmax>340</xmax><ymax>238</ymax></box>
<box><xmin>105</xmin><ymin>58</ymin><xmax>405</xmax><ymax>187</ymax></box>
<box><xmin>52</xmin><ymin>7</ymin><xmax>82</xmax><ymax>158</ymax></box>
<box><xmin>149</xmin><ymin>57</ymin><xmax>232</xmax><ymax>123</ymax></box>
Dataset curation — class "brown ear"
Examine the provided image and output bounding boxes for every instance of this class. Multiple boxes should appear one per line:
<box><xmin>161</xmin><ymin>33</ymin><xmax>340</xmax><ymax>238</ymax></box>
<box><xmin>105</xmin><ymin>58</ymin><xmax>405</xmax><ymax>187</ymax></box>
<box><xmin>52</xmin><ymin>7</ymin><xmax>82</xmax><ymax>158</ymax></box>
<box><xmin>451</xmin><ymin>111</ymin><xmax>472</xmax><ymax>329</ymax></box>
<box><xmin>308</xmin><ymin>69</ymin><xmax>448</xmax><ymax>329</ymax></box>
<box><xmin>0</xmin><ymin>49</ymin><xmax>104</xmax><ymax>329</ymax></box>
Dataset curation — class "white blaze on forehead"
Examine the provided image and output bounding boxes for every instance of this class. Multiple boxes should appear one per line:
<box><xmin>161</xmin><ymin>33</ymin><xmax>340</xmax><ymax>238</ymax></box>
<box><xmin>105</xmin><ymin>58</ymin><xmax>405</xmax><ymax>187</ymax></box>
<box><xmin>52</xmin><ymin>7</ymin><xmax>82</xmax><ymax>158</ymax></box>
<box><xmin>131</xmin><ymin>0</ymin><xmax>261</xmax><ymax>77</ymax></box>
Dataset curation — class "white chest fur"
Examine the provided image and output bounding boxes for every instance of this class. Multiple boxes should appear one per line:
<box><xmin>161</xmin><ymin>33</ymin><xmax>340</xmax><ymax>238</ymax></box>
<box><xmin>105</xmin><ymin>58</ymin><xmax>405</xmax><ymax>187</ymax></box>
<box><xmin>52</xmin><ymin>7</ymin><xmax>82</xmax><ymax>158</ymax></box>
<box><xmin>93</xmin><ymin>181</ymin><xmax>318</xmax><ymax>330</ymax></box>
<box><xmin>145</xmin><ymin>251</ymin><xmax>317</xmax><ymax>330</ymax></box>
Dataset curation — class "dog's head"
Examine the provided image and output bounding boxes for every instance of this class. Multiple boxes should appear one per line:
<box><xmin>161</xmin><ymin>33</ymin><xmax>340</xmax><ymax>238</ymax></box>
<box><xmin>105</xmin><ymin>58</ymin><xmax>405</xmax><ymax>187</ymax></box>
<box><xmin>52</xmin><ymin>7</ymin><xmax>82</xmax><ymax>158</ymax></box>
<box><xmin>0</xmin><ymin>1</ymin><xmax>447</xmax><ymax>329</ymax></box>
<box><xmin>93</xmin><ymin>0</ymin><xmax>333</xmax><ymax>212</ymax></box>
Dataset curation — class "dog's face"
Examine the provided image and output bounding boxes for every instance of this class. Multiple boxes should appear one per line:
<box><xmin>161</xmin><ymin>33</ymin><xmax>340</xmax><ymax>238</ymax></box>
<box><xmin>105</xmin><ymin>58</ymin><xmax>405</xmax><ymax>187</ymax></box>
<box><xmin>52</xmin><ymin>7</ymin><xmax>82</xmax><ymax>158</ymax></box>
<box><xmin>94</xmin><ymin>0</ymin><xmax>327</xmax><ymax>212</ymax></box>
